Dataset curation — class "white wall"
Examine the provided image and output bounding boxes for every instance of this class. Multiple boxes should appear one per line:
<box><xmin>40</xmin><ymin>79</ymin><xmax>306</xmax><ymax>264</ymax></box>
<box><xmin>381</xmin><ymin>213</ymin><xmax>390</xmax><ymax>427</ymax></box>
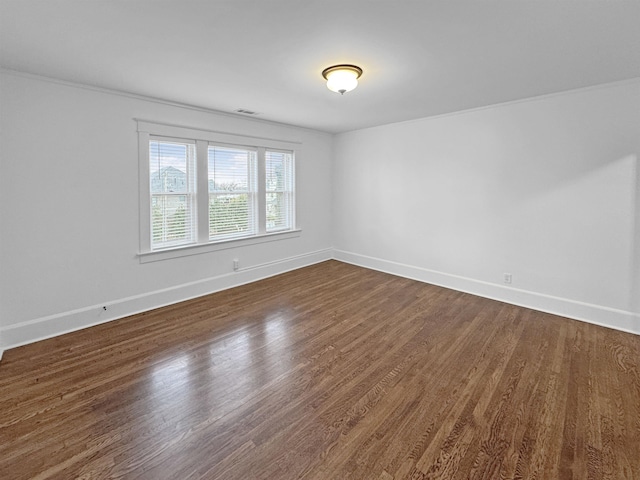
<box><xmin>0</xmin><ymin>72</ymin><xmax>333</xmax><ymax>350</ymax></box>
<box><xmin>2</xmin><ymin>73</ymin><xmax>638</xmax><ymax>355</ymax></box>
<box><xmin>333</xmin><ymin>80</ymin><xmax>640</xmax><ymax>334</ymax></box>
<box><xmin>634</xmin><ymin>148</ymin><xmax>640</xmax><ymax>318</ymax></box>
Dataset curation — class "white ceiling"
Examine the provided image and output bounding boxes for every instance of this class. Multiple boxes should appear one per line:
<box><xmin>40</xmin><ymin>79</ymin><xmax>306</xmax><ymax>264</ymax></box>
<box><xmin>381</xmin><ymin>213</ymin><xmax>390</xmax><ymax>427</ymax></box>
<box><xmin>1</xmin><ymin>0</ymin><xmax>640</xmax><ymax>133</ymax></box>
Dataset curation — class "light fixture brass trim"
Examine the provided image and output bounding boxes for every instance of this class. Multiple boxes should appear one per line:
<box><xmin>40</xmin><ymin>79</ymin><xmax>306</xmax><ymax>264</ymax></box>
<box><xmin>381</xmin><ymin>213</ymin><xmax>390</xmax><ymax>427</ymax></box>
<box><xmin>321</xmin><ymin>64</ymin><xmax>363</xmax><ymax>80</ymax></box>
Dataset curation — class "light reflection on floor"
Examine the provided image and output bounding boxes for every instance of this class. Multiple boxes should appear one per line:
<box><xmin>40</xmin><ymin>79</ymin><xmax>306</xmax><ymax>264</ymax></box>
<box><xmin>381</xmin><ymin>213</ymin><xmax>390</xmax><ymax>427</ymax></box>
<box><xmin>145</xmin><ymin>309</ymin><xmax>294</xmax><ymax>427</ymax></box>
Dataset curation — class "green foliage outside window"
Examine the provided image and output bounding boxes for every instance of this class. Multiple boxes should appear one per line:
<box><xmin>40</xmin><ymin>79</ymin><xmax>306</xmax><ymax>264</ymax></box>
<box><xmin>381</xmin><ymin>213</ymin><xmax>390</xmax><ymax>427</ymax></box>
<box><xmin>209</xmin><ymin>193</ymin><xmax>249</xmax><ymax>236</ymax></box>
<box><xmin>152</xmin><ymin>198</ymin><xmax>188</xmax><ymax>244</ymax></box>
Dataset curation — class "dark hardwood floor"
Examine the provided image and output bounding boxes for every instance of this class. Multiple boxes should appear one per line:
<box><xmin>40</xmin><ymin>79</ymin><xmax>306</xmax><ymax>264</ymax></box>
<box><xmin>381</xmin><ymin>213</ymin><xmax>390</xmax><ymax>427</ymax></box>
<box><xmin>1</xmin><ymin>260</ymin><xmax>639</xmax><ymax>479</ymax></box>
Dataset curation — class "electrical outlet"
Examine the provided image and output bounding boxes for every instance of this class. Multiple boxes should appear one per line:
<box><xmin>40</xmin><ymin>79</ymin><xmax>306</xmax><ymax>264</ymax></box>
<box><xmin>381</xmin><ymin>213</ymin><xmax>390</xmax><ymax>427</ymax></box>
<box><xmin>504</xmin><ymin>273</ymin><xmax>512</xmax><ymax>284</ymax></box>
<box><xmin>233</xmin><ymin>259</ymin><xmax>239</xmax><ymax>271</ymax></box>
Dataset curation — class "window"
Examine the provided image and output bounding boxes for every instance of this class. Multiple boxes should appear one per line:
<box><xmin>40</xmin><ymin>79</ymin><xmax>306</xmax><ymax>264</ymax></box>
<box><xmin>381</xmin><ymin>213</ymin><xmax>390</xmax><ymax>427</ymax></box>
<box><xmin>150</xmin><ymin>140</ymin><xmax>196</xmax><ymax>250</ymax></box>
<box><xmin>208</xmin><ymin>146</ymin><xmax>258</xmax><ymax>240</ymax></box>
<box><xmin>138</xmin><ymin>121</ymin><xmax>298</xmax><ymax>260</ymax></box>
<box><xmin>265</xmin><ymin>150</ymin><xmax>294</xmax><ymax>232</ymax></box>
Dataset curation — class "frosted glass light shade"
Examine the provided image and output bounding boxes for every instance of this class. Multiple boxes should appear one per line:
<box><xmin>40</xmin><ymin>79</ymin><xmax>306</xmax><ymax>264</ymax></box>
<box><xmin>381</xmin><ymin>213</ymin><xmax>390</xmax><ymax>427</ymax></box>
<box><xmin>322</xmin><ymin>64</ymin><xmax>363</xmax><ymax>95</ymax></box>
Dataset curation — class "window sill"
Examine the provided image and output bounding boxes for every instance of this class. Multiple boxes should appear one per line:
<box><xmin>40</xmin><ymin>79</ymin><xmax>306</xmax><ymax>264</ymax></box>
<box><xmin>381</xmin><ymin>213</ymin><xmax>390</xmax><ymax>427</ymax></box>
<box><xmin>138</xmin><ymin>229</ymin><xmax>302</xmax><ymax>263</ymax></box>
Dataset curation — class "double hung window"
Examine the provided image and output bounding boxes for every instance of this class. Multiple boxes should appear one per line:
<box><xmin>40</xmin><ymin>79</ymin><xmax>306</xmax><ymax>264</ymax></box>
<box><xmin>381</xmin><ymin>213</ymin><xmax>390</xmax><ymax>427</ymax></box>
<box><xmin>149</xmin><ymin>140</ymin><xmax>196</xmax><ymax>249</ymax></box>
<box><xmin>138</xmin><ymin>121</ymin><xmax>297</xmax><ymax>259</ymax></box>
<box><xmin>208</xmin><ymin>146</ymin><xmax>258</xmax><ymax>240</ymax></box>
<box><xmin>265</xmin><ymin>150</ymin><xmax>294</xmax><ymax>232</ymax></box>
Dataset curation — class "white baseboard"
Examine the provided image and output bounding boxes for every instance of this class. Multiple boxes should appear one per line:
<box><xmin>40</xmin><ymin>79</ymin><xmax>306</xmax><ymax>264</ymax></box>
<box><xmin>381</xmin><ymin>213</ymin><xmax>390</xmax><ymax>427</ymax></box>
<box><xmin>334</xmin><ymin>249</ymin><xmax>640</xmax><ymax>335</ymax></box>
<box><xmin>0</xmin><ymin>249</ymin><xmax>332</xmax><ymax>352</ymax></box>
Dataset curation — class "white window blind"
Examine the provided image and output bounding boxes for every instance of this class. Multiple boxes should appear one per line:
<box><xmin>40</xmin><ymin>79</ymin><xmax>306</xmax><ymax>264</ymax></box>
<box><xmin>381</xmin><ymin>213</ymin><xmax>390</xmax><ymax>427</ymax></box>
<box><xmin>149</xmin><ymin>140</ymin><xmax>196</xmax><ymax>249</ymax></box>
<box><xmin>208</xmin><ymin>145</ymin><xmax>258</xmax><ymax>240</ymax></box>
<box><xmin>265</xmin><ymin>150</ymin><xmax>294</xmax><ymax>232</ymax></box>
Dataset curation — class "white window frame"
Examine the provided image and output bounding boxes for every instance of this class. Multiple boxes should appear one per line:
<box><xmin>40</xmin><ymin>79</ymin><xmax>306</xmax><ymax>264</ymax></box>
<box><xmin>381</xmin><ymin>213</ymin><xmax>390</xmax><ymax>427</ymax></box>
<box><xmin>137</xmin><ymin>120</ymin><xmax>300</xmax><ymax>263</ymax></box>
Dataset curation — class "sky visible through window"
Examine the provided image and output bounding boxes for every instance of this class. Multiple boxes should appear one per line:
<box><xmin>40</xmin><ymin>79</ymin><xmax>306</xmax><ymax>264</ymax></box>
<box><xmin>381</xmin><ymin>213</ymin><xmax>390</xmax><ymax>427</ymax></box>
<box><xmin>208</xmin><ymin>146</ymin><xmax>251</xmax><ymax>191</ymax></box>
<box><xmin>149</xmin><ymin>141</ymin><xmax>250</xmax><ymax>189</ymax></box>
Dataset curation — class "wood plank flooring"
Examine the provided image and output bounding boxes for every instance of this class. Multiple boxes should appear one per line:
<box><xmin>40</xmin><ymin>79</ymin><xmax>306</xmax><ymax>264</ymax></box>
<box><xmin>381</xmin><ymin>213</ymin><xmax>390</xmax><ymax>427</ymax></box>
<box><xmin>1</xmin><ymin>260</ymin><xmax>639</xmax><ymax>479</ymax></box>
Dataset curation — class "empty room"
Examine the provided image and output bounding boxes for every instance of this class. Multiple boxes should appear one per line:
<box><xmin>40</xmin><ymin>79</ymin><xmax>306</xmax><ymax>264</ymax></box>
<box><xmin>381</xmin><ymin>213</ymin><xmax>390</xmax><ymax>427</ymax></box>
<box><xmin>1</xmin><ymin>1</ymin><xmax>639</xmax><ymax>479</ymax></box>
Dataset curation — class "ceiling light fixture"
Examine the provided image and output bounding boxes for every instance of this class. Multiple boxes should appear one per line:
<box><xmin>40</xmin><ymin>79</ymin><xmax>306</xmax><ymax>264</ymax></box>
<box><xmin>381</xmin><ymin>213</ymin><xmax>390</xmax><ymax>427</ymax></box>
<box><xmin>322</xmin><ymin>64</ymin><xmax>363</xmax><ymax>95</ymax></box>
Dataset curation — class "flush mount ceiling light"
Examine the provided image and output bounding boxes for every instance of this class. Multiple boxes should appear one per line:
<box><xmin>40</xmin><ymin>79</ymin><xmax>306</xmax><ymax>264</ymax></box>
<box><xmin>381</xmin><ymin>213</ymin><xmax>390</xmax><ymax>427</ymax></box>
<box><xmin>322</xmin><ymin>64</ymin><xmax>363</xmax><ymax>95</ymax></box>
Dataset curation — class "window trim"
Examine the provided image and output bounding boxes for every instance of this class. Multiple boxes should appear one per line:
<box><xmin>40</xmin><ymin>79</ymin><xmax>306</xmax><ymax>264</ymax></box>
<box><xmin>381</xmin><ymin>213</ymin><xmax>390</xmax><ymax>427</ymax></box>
<box><xmin>137</xmin><ymin>120</ymin><xmax>300</xmax><ymax>261</ymax></box>
<box><xmin>138</xmin><ymin>228</ymin><xmax>302</xmax><ymax>263</ymax></box>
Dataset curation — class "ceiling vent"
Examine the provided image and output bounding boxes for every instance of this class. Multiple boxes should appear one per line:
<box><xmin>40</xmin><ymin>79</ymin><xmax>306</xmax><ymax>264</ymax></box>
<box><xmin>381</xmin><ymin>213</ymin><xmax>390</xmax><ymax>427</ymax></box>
<box><xmin>235</xmin><ymin>109</ymin><xmax>258</xmax><ymax>115</ymax></box>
